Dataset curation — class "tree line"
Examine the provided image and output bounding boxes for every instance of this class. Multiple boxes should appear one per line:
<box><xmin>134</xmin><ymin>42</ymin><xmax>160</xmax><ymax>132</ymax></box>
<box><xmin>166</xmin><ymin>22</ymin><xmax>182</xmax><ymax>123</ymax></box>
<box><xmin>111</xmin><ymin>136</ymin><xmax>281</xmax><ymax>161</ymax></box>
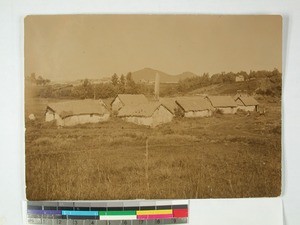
<box><xmin>38</xmin><ymin>72</ymin><xmax>154</xmax><ymax>99</ymax></box>
<box><xmin>177</xmin><ymin>69</ymin><xmax>281</xmax><ymax>93</ymax></box>
<box><xmin>32</xmin><ymin>68</ymin><xmax>282</xmax><ymax>99</ymax></box>
<box><xmin>26</xmin><ymin>73</ymin><xmax>51</xmax><ymax>86</ymax></box>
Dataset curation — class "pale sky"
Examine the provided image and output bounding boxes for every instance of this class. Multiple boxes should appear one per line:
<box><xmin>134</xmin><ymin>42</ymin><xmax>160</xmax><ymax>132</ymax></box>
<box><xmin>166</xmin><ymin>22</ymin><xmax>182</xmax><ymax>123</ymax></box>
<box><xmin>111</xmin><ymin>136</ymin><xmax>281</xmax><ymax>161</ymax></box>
<box><xmin>25</xmin><ymin>15</ymin><xmax>282</xmax><ymax>81</ymax></box>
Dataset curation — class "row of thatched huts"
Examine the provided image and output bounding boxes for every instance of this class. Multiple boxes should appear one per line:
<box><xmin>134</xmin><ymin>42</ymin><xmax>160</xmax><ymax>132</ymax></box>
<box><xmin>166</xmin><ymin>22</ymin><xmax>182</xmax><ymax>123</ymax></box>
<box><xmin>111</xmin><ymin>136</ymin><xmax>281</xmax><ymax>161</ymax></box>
<box><xmin>45</xmin><ymin>94</ymin><xmax>259</xmax><ymax>127</ymax></box>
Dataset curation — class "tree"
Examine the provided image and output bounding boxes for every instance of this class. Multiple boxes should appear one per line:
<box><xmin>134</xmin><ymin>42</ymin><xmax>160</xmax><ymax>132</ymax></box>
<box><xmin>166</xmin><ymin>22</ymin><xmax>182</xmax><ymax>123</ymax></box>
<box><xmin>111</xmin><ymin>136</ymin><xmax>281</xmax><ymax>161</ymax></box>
<box><xmin>271</xmin><ymin>68</ymin><xmax>280</xmax><ymax>78</ymax></box>
<box><xmin>81</xmin><ymin>79</ymin><xmax>93</xmax><ymax>99</ymax></box>
<box><xmin>39</xmin><ymin>85</ymin><xmax>53</xmax><ymax>98</ymax></box>
<box><xmin>33</xmin><ymin>75</ymin><xmax>51</xmax><ymax>86</ymax></box>
<box><xmin>126</xmin><ymin>72</ymin><xmax>133</xmax><ymax>84</ymax></box>
<box><xmin>119</xmin><ymin>74</ymin><xmax>126</xmax><ymax>93</ymax></box>
<box><xmin>125</xmin><ymin>72</ymin><xmax>137</xmax><ymax>93</ymax></box>
<box><xmin>202</xmin><ymin>73</ymin><xmax>210</xmax><ymax>86</ymax></box>
<box><xmin>83</xmin><ymin>79</ymin><xmax>91</xmax><ymax>88</ymax></box>
<box><xmin>44</xmin><ymin>79</ymin><xmax>51</xmax><ymax>85</ymax></box>
<box><xmin>30</xmin><ymin>73</ymin><xmax>36</xmax><ymax>84</ymax></box>
<box><xmin>210</xmin><ymin>73</ymin><xmax>222</xmax><ymax>84</ymax></box>
<box><xmin>94</xmin><ymin>83</ymin><xmax>117</xmax><ymax>98</ymax></box>
<box><xmin>111</xmin><ymin>73</ymin><xmax>119</xmax><ymax>86</ymax></box>
<box><xmin>36</xmin><ymin>76</ymin><xmax>44</xmax><ymax>85</ymax></box>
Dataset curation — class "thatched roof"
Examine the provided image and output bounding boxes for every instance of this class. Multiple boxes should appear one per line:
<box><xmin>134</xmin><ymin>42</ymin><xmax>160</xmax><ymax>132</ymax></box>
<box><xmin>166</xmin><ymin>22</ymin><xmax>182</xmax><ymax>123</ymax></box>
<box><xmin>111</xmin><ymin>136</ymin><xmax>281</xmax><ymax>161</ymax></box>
<box><xmin>175</xmin><ymin>97</ymin><xmax>213</xmax><ymax>112</ymax></box>
<box><xmin>112</xmin><ymin>94</ymin><xmax>148</xmax><ymax>106</ymax></box>
<box><xmin>233</xmin><ymin>92</ymin><xmax>249</xmax><ymax>100</ymax></box>
<box><xmin>118</xmin><ymin>102</ymin><xmax>171</xmax><ymax>117</ymax></box>
<box><xmin>47</xmin><ymin>99</ymin><xmax>110</xmax><ymax>118</ymax></box>
<box><xmin>158</xmin><ymin>98</ymin><xmax>177</xmax><ymax>114</ymax></box>
<box><xmin>206</xmin><ymin>96</ymin><xmax>237</xmax><ymax>107</ymax></box>
<box><xmin>100</xmin><ymin>98</ymin><xmax>114</xmax><ymax>110</ymax></box>
<box><xmin>236</xmin><ymin>96</ymin><xmax>259</xmax><ymax>106</ymax></box>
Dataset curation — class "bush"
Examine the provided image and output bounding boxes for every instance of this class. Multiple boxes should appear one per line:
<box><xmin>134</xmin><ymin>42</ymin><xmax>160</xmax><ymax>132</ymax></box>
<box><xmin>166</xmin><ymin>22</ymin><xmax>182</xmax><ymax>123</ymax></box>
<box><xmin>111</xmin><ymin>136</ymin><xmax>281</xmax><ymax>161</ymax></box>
<box><xmin>214</xmin><ymin>109</ymin><xmax>224</xmax><ymax>115</ymax></box>
<box><xmin>255</xmin><ymin>88</ymin><xmax>275</xmax><ymax>97</ymax></box>
<box><xmin>174</xmin><ymin>107</ymin><xmax>184</xmax><ymax>118</ymax></box>
<box><xmin>236</xmin><ymin>108</ymin><xmax>248</xmax><ymax>116</ymax></box>
<box><xmin>26</xmin><ymin>118</ymin><xmax>43</xmax><ymax>129</ymax></box>
<box><xmin>270</xmin><ymin>125</ymin><xmax>281</xmax><ymax>135</ymax></box>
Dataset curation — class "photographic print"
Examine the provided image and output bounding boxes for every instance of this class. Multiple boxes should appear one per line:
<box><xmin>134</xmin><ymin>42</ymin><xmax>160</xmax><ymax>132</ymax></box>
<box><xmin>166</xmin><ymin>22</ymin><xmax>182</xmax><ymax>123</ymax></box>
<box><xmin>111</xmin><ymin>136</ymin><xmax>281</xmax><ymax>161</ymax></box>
<box><xmin>25</xmin><ymin>15</ymin><xmax>282</xmax><ymax>200</ymax></box>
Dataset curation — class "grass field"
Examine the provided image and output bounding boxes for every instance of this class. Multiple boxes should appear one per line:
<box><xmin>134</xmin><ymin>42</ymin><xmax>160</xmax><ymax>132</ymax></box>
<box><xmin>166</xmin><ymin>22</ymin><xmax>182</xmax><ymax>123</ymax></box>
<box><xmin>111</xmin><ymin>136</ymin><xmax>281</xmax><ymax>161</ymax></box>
<box><xmin>25</xmin><ymin>97</ymin><xmax>281</xmax><ymax>200</ymax></box>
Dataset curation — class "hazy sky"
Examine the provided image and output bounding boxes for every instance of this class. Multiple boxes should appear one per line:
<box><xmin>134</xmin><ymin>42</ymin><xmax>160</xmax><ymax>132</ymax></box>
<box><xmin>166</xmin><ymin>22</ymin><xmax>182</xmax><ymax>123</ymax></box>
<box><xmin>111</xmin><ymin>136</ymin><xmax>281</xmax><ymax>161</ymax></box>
<box><xmin>25</xmin><ymin>15</ymin><xmax>282</xmax><ymax>81</ymax></box>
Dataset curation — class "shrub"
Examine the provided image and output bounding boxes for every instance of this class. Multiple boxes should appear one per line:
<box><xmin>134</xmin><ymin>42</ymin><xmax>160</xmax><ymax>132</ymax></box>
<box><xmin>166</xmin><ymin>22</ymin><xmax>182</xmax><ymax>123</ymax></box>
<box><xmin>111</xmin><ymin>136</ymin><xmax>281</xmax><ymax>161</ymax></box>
<box><xmin>236</xmin><ymin>108</ymin><xmax>248</xmax><ymax>116</ymax></box>
<box><xmin>270</xmin><ymin>125</ymin><xmax>281</xmax><ymax>135</ymax></box>
<box><xmin>256</xmin><ymin>88</ymin><xmax>275</xmax><ymax>97</ymax></box>
<box><xmin>174</xmin><ymin>107</ymin><xmax>184</xmax><ymax>118</ymax></box>
<box><xmin>215</xmin><ymin>109</ymin><xmax>224</xmax><ymax>115</ymax></box>
<box><xmin>112</xmin><ymin>110</ymin><xmax>119</xmax><ymax>117</ymax></box>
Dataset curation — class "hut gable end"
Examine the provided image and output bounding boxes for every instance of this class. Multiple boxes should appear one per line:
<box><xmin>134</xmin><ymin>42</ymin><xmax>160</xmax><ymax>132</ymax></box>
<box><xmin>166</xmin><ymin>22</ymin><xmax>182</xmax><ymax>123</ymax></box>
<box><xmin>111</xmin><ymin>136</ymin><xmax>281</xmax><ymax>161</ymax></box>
<box><xmin>111</xmin><ymin>94</ymin><xmax>149</xmax><ymax>111</ymax></box>
<box><xmin>112</xmin><ymin>94</ymin><xmax>148</xmax><ymax>106</ymax></box>
<box><xmin>159</xmin><ymin>98</ymin><xmax>177</xmax><ymax>114</ymax></box>
<box><xmin>235</xmin><ymin>96</ymin><xmax>259</xmax><ymax>112</ymax></box>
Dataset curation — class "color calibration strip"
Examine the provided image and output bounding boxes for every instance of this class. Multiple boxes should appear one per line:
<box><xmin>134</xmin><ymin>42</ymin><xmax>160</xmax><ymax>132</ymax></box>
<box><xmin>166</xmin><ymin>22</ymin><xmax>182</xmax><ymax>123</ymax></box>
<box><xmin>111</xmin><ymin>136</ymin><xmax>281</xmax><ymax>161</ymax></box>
<box><xmin>26</xmin><ymin>200</ymin><xmax>188</xmax><ymax>225</ymax></box>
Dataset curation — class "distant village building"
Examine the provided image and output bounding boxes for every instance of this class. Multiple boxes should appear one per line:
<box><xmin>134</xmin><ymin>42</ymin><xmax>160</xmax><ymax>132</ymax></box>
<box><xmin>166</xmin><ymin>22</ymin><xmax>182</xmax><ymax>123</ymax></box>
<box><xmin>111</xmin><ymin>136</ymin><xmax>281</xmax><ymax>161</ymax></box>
<box><xmin>235</xmin><ymin>75</ymin><xmax>245</xmax><ymax>82</ymax></box>
<box><xmin>118</xmin><ymin>102</ymin><xmax>173</xmax><ymax>127</ymax></box>
<box><xmin>205</xmin><ymin>96</ymin><xmax>238</xmax><ymax>114</ymax></box>
<box><xmin>45</xmin><ymin>99</ymin><xmax>110</xmax><ymax>126</ymax></box>
<box><xmin>175</xmin><ymin>97</ymin><xmax>213</xmax><ymax>117</ymax></box>
<box><xmin>111</xmin><ymin>94</ymin><xmax>149</xmax><ymax>112</ymax></box>
<box><xmin>235</xmin><ymin>96</ymin><xmax>259</xmax><ymax>112</ymax></box>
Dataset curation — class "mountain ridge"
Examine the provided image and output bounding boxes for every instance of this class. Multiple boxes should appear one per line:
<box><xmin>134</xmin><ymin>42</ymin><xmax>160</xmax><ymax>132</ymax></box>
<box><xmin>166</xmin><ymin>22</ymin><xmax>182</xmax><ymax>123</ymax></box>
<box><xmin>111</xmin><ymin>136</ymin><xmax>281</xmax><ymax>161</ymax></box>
<box><xmin>131</xmin><ymin>68</ymin><xmax>198</xmax><ymax>83</ymax></box>
<box><xmin>51</xmin><ymin>68</ymin><xmax>199</xmax><ymax>84</ymax></box>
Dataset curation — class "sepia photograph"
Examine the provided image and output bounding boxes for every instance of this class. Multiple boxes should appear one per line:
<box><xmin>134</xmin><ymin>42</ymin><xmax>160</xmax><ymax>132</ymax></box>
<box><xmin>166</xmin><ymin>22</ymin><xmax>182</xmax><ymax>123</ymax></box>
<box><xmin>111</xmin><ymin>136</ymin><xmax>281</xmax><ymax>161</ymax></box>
<box><xmin>25</xmin><ymin>15</ymin><xmax>282</xmax><ymax>200</ymax></box>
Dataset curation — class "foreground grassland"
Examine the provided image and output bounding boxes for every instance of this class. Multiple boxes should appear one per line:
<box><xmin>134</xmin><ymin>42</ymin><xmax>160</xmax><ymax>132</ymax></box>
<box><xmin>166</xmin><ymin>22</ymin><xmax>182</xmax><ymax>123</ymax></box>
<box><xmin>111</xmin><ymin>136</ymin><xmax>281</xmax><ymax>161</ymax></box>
<box><xmin>25</xmin><ymin>98</ymin><xmax>281</xmax><ymax>200</ymax></box>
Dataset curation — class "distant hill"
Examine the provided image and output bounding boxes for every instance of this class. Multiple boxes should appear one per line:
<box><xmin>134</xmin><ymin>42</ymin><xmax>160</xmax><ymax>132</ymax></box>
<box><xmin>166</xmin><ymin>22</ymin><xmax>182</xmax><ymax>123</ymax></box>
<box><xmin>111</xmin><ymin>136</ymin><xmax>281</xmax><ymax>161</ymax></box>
<box><xmin>189</xmin><ymin>77</ymin><xmax>281</xmax><ymax>97</ymax></box>
<box><xmin>131</xmin><ymin>68</ymin><xmax>197</xmax><ymax>83</ymax></box>
<box><xmin>189</xmin><ymin>81</ymin><xmax>258</xmax><ymax>96</ymax></box>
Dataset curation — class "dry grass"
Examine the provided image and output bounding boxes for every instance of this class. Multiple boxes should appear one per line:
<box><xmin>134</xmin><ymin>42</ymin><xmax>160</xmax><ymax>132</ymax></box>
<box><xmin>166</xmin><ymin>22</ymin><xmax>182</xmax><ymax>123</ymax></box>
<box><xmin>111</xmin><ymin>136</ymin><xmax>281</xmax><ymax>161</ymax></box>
<box><xmin>25</xmin><ymin>98</ymin><xmax>281</xmax><ymax>200</ymax></box>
